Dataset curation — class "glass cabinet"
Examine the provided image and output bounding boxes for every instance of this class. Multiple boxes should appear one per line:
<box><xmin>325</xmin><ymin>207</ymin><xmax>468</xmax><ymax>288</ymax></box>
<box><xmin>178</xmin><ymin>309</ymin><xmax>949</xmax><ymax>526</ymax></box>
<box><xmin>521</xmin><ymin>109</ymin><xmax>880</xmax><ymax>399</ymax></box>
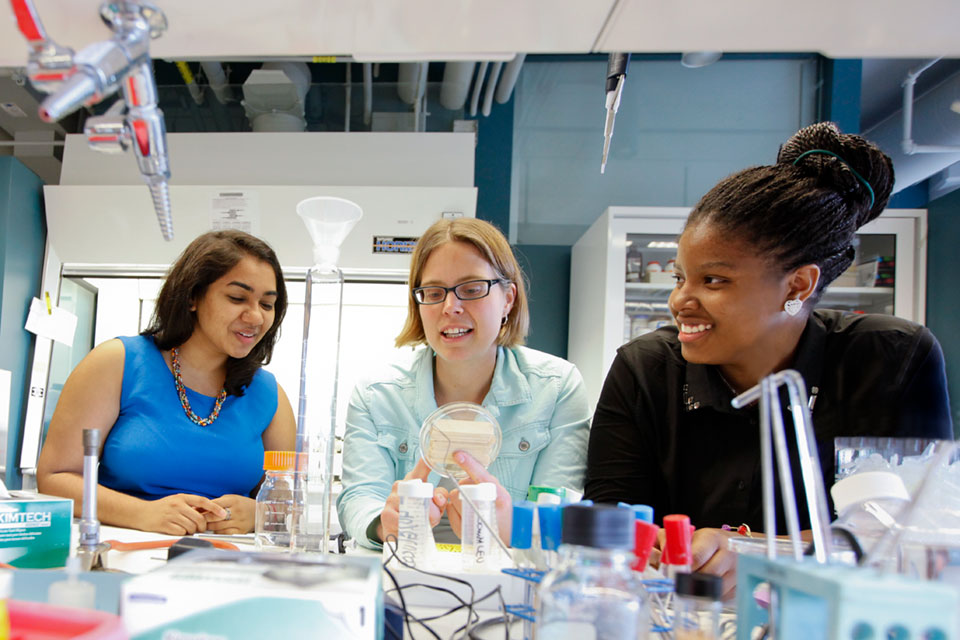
<box><xmin>568</xmin><ymin>207</ymin><xmax>927</xmax><ymax>408</ymax></box>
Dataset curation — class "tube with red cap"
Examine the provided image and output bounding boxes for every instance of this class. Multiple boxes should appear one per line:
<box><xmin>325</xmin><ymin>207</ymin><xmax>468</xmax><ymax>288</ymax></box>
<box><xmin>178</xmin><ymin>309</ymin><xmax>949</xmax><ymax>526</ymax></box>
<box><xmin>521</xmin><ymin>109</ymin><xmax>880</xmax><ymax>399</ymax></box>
<box><xmin>619</xmin><ymin>503</ymin><xmax>660</xmax><ymax>573</ymax></box>
<box><xmin>661</xmin><ymin>514</ymin><xmax>693</xmax><ymax>581</ymax></box>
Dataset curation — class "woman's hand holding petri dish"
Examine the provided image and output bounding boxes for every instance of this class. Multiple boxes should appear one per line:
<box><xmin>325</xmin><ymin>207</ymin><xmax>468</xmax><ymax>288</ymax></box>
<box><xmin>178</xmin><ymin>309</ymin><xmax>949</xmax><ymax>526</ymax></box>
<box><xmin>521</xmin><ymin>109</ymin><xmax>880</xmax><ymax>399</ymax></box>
<box><xmin>446</xmin><ymin>451</ymin><xmax>513</xmax><ymax>544</ymax></box>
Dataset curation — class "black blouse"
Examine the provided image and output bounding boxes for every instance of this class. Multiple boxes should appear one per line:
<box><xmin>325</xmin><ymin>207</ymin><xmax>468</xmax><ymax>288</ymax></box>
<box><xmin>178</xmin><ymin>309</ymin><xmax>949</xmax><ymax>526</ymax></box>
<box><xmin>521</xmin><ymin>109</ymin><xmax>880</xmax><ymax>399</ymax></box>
<box><xmin>584</xmin><ymin>309</ymin><xmax>953</xmax><ymax>532</ymax></box>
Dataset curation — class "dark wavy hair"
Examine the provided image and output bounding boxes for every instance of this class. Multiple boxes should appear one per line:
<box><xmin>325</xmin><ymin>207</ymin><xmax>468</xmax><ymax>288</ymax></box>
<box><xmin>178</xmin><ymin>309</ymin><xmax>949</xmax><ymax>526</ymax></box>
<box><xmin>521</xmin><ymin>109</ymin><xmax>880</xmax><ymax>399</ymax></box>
<box><xmin>143</xmin><ymin>230</ymin><xmax>287</xmax><ymax>396</ymax></box>
<box><xmin>685</xmin><ymin>122</ymin><xmax>894</xmax><ymax>299</ymax></box>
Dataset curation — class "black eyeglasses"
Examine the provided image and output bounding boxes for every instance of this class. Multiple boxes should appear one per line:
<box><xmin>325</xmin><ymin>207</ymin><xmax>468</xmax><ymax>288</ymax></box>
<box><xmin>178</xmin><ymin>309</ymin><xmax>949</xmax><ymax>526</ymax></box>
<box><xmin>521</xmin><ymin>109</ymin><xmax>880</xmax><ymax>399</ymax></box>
<box><xmin>412</xmin><ymin>279</ymin><xmax>507</xmax><ymax>305</ymax></box>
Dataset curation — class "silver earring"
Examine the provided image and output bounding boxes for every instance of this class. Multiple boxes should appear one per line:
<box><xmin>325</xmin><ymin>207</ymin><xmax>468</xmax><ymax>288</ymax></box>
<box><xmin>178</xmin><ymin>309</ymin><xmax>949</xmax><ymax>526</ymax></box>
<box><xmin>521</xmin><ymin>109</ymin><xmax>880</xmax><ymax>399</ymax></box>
<box><xmin>501</xmin><ymin>316</ymin><xmax>508</xmax><ymax>326</ymax></box>
<box><xmin>784</xmin><ymin>299</ymin><xmax>803</xmax><ymax>316</ymax></box>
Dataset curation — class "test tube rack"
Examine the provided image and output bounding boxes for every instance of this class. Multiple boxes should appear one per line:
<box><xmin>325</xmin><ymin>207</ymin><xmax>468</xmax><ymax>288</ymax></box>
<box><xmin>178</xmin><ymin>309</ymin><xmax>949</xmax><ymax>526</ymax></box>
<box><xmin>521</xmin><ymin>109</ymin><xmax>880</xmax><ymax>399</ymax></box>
<box><xmin>501</xmin><ymin>568</ymin><xmax>675</xmax><ymax>638</ymax></box>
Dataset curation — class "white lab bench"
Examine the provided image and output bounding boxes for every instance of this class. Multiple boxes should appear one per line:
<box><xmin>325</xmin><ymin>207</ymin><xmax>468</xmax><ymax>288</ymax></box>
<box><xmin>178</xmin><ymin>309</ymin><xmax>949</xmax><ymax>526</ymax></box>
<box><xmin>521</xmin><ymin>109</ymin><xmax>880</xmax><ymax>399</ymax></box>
<box><xmin>58</xmin><ymin>522</ymin><xmax>521</xmax><ymax>638</ymax></box>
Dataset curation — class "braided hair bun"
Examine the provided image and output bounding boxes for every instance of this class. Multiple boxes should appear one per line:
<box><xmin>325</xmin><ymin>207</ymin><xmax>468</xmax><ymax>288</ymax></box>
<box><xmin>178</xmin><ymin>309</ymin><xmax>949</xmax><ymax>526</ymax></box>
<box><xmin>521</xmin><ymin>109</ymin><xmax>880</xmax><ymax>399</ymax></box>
<box><xmin>686</xmin><ymin>122</ymin><xmax>895</xmax><ymax>296</ymax></box>
<box><xmin>777</xmin><ymin>122</ymin><xmax>894</xmax><ymax>229</ymax></box>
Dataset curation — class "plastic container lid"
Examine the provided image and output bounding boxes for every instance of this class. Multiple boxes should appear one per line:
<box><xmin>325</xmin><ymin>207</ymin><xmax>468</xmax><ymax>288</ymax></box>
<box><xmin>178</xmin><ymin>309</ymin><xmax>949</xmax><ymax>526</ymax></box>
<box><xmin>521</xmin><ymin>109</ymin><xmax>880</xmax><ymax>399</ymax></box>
<box><xmin>263</xmin><ymin>451</ymin><xmax>307</xmax><ymax>472</ymax></box>
<box><xmin>539</xmin><ymin>504</ymin><xmax>564</xmax><ymax>551</ymax></box>
<box><xmin>830</xmin><ymin>471</ymin><xmax>910</xmax><ymax>514</ymax></box>
<box><xmin>561</xmin><ymin>504</ymin><xmax>634</xmax><ymax>550</ymax></box>
<box><xmin>460</xmin><ymin>482</ymin><xmax>497</xmax><ymax>502</ymax></box>
<box><xmin>675</xmin><ymin>571</ymin><xmax>722</xmax><ymax>600</ymax></box>
<box><xmin>511</xmin><ymin>502</ymin><xmax>535</xmax><ymax>549</ymax></box>
<box><xmin>527</xmin><ymin>485</ymin><xmax>563</xmax><ymax>502</ymax></box>
<box><xmin>618</xmin><ymin>503</ymin><xmax>654</xmax><ymax>523</ymax></box>
<box><xmin>632</xmin><ymin>520</ymin><xmax>660</xmax><ymax>572</ymax></box>
<box><xmin>397</xmin><ymin>479</ymin><xmax>435</xmax><ymax>499</ymax></box>
<box><xmin>536</xmin><ymin>492</ymin><xmax>562</xmax><ymax>506</ymax></box>
<box><xmin>419</xmin><ymin>402</ymin><xmax>501</xmax><ymax>479</ymax></box>
<box><xmin>663</xmin><ymin>514</ymin><xmax>692</xmax><ymax>565</ymax></box>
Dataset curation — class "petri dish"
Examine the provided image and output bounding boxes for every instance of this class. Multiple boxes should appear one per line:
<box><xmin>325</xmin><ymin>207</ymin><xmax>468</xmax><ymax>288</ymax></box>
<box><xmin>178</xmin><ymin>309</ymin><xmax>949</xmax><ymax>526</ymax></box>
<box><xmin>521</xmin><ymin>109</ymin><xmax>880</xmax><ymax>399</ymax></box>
<box><xmin>419</xmin><ymin>402</ymin><xmax>501</xmax><ymax>479</ymax></box>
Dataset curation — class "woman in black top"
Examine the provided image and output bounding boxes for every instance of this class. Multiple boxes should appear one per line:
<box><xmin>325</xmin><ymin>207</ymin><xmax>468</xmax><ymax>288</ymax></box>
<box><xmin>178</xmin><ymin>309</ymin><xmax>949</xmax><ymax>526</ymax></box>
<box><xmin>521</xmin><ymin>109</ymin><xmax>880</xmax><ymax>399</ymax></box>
<box><xmin>584</xmin><ymin>122</ymin><xmax>953</xmax><ymax>595</ymax></box>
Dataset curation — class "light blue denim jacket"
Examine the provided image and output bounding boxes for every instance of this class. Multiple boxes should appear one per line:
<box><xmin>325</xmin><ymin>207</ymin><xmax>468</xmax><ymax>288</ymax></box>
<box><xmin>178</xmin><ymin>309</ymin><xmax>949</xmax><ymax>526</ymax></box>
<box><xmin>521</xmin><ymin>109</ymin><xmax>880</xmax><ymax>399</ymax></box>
<box><xmin>337</xmin><ymin>345</ymin><xmax>591</xmax><ymax>548</ymax></box>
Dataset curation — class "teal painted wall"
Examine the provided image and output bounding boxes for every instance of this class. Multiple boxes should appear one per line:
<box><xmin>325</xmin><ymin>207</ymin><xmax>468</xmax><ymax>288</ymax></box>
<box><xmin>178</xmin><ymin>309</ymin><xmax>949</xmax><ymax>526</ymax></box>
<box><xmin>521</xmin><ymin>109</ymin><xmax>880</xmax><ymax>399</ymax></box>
<box><xmin>926</xmin><ymin>188</ymin><xmax>960</xmax><ymax>434</ymax></box>
<box><xmin>514</xmin><ymin>244</ymin><xmax>571</xmax><ymax>358</ymax></box>
<box><xmin>0</xmin><ymin>157</ymin><xmax>47</xmax><ymax>488</ymax></box>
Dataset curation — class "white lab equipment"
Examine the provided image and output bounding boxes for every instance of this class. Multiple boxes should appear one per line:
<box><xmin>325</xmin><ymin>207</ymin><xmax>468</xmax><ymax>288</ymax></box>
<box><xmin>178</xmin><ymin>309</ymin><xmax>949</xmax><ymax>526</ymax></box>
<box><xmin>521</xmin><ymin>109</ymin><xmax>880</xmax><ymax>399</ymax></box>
<box><xmin>294</xmin><ymin>196</ymin><xmax>362</xmax><ymax>554</ymax></box>
<box><xmin>732</xmin><ymin>371</ymin><xmax>959</xmax><ymax>640</ymax></box>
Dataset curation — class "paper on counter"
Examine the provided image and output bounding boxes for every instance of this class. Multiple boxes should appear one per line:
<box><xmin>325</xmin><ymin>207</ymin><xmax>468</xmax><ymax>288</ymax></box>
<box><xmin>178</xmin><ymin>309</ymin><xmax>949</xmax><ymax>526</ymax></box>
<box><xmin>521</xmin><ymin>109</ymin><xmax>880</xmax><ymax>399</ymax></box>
<box><xmin>24</xmin><ymin>297</ymin><xmax>78</xmax><ymax>346</ymax></box>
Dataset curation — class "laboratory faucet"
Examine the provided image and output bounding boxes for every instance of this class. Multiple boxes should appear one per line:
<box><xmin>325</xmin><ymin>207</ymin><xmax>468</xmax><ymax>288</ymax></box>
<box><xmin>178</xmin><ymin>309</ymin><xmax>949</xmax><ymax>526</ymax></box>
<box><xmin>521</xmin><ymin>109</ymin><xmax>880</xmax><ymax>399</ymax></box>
<box><xmin>10</xmin><ymin>0</ymin><xmax>174</xmax><ymax>241</ymax></box>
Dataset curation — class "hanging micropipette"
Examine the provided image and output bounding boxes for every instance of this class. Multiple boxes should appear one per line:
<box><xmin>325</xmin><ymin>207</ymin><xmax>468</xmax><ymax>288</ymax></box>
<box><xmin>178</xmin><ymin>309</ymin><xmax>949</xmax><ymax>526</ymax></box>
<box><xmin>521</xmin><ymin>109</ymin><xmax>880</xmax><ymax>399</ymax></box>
<box><xmin>601</xmin><ymin>53</ymin><xmax>631</xmax><ymax>174</ymax></box>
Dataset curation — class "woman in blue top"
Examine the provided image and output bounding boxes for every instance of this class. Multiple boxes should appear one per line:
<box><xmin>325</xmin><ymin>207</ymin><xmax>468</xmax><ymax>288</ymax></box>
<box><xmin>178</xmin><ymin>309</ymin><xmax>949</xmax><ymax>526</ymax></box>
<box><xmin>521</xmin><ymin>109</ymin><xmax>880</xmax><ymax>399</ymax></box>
<box><xmin>38</xmin><ymin>230</ymin><xmax>296</xmax><ymax>536</ymax></box>
<box><xmin>338</xmin><ymin>218</ymin><xmax>591</xmax><ymax>549</ymax></box>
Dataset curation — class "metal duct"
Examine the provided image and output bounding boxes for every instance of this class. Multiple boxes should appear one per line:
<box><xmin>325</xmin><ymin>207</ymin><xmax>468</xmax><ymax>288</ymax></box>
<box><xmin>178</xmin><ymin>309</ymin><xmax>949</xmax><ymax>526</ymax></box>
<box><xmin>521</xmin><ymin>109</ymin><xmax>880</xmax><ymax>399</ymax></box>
<box><xmin>863</xmin><ymin>68</ymin><xmax>960</xmax><ymax>195</ymax></box>
<box><xmin>440</xmin><ymin>61</ymin><xmax>475</xmax><ymax>110</ymax></box>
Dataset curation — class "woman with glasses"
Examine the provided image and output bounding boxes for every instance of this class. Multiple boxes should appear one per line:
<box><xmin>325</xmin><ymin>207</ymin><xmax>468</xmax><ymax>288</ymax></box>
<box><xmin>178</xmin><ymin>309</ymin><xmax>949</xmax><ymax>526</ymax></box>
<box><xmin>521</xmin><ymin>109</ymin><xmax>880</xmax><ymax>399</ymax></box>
<box><xmin>338</xmin><ymin>218</ymin><xmax>591</xmax><ymax>548</ymax></box>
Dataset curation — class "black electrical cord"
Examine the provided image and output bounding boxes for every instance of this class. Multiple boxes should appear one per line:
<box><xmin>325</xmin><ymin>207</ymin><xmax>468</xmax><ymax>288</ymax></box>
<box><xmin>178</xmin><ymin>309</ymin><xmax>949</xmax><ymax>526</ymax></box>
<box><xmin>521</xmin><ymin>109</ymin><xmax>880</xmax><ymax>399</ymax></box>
<box><xmin>461</xmin><ymin>586</ymin><xmax>512</xmax><ymax>640</ymax></box>
<box><xmin>381</xmin><ymin>534</ymin><xmax>517</xmax><ymax>639</ymax></box>
<box><xmin>383</xmin><ymin>534</ymin><xmax>483</xmax><ymax>639</ymax></box>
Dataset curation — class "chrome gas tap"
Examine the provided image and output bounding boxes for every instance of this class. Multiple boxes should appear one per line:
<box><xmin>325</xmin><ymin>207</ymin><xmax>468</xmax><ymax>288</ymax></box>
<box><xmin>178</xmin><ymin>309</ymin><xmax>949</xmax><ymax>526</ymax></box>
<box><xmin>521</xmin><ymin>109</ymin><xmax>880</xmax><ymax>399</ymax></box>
<box><xmin>10</xmin><ymin>0</ymin><xmax>174</xmax><ymax>240</ymax></box>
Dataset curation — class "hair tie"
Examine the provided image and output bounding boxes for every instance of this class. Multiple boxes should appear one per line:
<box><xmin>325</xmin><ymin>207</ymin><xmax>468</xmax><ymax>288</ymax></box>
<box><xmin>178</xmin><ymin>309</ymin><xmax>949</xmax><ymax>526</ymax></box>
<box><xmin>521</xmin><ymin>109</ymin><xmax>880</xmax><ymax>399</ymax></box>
<box><xmin>792</xmin><ymin>149</ymin><xmax>875</xmax><ymax>209</ymax></box>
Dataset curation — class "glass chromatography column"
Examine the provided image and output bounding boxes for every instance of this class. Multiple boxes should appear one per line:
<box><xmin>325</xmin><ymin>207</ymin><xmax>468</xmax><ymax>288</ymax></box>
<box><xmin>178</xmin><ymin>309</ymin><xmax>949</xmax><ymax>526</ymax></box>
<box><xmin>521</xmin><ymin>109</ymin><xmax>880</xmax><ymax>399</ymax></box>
<box><xmin>295</xmin><ymin>196</ymin><xmax>362</xmax><ymax>553</ymax></box>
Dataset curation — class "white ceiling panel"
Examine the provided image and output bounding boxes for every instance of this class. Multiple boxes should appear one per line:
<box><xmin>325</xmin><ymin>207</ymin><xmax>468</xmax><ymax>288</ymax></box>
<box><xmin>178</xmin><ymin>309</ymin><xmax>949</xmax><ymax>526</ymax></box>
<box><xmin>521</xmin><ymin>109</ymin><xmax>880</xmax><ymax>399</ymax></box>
<box><xmin>596</xmin><ymin>0</ymin><xmax>960</xmax><ymax>58</ymax></box>
<box><xmin>0</xmin><ymin>1</ymin><xmax>616</xmax><ymax>65</ymax></box>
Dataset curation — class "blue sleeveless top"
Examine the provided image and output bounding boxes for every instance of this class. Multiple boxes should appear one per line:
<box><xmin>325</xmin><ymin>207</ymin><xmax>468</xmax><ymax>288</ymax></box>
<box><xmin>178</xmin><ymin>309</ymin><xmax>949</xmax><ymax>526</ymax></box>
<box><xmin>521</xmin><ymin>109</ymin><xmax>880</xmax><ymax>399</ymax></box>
<box><xmin>99</xmin><ymin>335</ymin><xmax>278</xmax><ymax>500</ymax></box>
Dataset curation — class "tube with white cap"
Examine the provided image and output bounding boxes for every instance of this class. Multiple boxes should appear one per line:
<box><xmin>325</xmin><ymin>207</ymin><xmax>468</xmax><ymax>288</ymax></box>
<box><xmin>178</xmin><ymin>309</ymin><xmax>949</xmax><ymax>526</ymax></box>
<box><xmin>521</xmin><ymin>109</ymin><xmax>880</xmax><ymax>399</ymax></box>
<box><xmin>395</xmin><ymin>479</ymin><xmax>437</xmax><ymax>568</ymax></box>
<box><xmin>461</xmin><ymin>482</ymin><xmax>499</xmax><ymax>571</ymax></box>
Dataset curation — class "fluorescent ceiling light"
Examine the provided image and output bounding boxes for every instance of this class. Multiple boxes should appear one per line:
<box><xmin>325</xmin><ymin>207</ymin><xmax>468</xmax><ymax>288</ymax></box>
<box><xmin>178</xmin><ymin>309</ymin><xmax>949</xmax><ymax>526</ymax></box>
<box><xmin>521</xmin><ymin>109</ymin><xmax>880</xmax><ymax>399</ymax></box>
<box><xmin>647</xmin><ymin>241</ymin><xmax>679</xmax><ymax>249</ymax></box>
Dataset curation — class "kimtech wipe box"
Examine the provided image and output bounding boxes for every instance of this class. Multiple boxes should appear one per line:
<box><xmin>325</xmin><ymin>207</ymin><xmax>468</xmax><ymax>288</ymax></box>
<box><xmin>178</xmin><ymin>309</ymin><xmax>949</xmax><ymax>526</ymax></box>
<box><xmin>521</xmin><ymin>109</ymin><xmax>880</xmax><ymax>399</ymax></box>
<box><xmin>0</xmin><ymin>491</ymin><xmax>72</xmax><ymax>568</ymax></box>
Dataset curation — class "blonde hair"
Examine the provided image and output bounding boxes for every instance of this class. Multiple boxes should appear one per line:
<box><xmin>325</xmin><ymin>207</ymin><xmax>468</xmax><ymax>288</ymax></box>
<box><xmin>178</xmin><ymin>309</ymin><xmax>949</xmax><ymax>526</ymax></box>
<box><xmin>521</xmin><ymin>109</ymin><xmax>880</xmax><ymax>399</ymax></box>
<box><xmin>395</xmin><ymin>218</ymin><xmax>529</xmax><ymax>348</ymax></box>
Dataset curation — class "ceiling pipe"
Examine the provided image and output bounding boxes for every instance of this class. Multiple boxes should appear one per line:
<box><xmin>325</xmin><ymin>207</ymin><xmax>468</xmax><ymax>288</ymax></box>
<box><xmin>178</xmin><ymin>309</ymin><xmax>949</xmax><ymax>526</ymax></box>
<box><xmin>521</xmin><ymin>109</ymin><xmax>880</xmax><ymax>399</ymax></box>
<box><xmin>481</xmin><ymin>61</ymin><xmax>502</xmax><ymax>116</ymax></box>
<box><xmin>864</xmin><ymin>65</ymin><xmax>960</xmax><ymax>195</ymax></box>
<box><xmin>494</xmin><ymin>53</ymin><xmax>525</xmax><ymax>104</ymax></box>
<box><xmin>440</xmin><ymin>61</ymin><xmax>475</xmax><ymax>110</ymax></box>
<box><xmin>397</xmin><ymin>62</ymin><xmax>427</xmax><ymax>105</ymax></box>
<box><xmin>412</xmin><ymin>62</ymin><xmax>428</xmax><ymax>132</ymax></box>
<box><xmin>468</xmin><ymin>61</ymin><xmax>488</xmax><ymax>117</ymax></box>
<box><xmin>175</xmin><ymin>61</ymin><xmax>204</xmax><ymax>105</ymax></box>
<box><xmin>199</xmin><ymin>61</ymin><xmax>232</xmax><ymax>105</ymax></box>
<box><xmin>345</xmin><ymin>61</ymin><xmax>351</xmax><ymax>132</ymax></box>
<box><xmin>901</xmin><ymin>58</ymin><xmax>960</xmax><ymax>155</ymax></box>
<box><xmin>362</xmin><ymin>62</ymin><xmax>372</xmax><ymax>126</ymax></box>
